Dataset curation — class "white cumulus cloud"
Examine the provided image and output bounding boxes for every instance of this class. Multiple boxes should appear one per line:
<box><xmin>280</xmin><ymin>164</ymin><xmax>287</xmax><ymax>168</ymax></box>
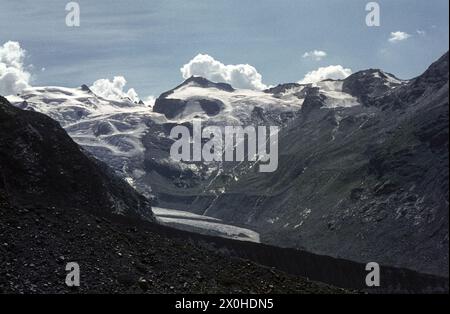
<box><xmin>90</xmin><ymin>76</ymin><xmax>141</xmax><ymax>102</ymax></box>
<box><xmin>388</xmin><ymin>31</ymin><xmax>412</xmax><ymax>43</ymax></box>
<box><xmin>298</xmin><ymin>65</ymin><xmax>352</xmax><ymax>84</ymax></box>
<box><xmin>0</xmin><ymin>41</ymin><xmax>31</xmax><ymax>96</ymax></box>
<box><xmin>180</xmin><ymin>54</ymin><xmax>268</xmax><ymax>90</ymax></box>
<box><xmin>302</xmin><ymin>50</ymin><xmax>328</xmax><ymax>61</ymax></box>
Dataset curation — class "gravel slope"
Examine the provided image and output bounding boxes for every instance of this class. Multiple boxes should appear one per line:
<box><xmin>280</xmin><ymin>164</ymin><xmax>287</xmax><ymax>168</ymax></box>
<box><xmin>0</xmin><ymin>193</ymin><xmax>344</xmax><ymax>294</ymax></box>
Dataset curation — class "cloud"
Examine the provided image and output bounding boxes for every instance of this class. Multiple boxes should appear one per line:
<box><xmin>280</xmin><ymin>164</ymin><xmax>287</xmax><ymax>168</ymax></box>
<box><xmin>302</xmin><ymin>50</ymin><xmax>327</xmax><ymax>61</ymax></box>
<box><xmin>416</xmin><ymin>29</ymin><xmax>426</xmax><ymax>36</ymax></box>
<box><xmin>298</xmin><ymin>65</ymin><xmax>352</xmax><ymax>84</ymax></box>
<box><xmin>0</xmin><ymin>41</ymin><xmax>153</xmax><ymax>104</ymax></box>
<box><xmin>388</xmin><ymin>31</ymin><xmax>412</xmax><ymax>43</ymax></box>
<box><xmin>0</xmin><ymin>41</ymin><xmax>31</xmax><ymax>96</ymax></box>
<box><xmin>143</xmin><ymin>95</ymin><xmax>156</xmax><ymax>107</ymax></box>
<box><xmin>90</xmin><ymin>76</ymin><xmax>141</xmax><ymax>102</ymax></box>
<box><xmin>180</xmin><ymin>54</ymin><xmax>267</xmax><ymax>90</ymax></box>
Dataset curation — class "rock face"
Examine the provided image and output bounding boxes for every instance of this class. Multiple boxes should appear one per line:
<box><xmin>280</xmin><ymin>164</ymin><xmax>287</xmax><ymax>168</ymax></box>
<box><xmin>0</xmin><ymin>96</ymin><xmax>154</xmax><ymax>221</ymax></box>
<box><xmin>201</xmin><ymin>52</ymin><xmax>449</xmax><ymax>277</ymax></box>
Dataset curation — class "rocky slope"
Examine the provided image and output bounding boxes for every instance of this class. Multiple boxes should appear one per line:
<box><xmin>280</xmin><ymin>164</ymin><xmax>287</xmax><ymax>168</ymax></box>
<box><xmin>0</xmin><ymin>191</ymin><xmax>345</xmax><ymax>294</ymax></box>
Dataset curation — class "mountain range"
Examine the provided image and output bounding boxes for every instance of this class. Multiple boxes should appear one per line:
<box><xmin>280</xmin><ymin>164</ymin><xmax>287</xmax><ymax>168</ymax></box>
<box><xmin>1</xmin><ymin>95</ymin><xmax>348</xmax><ymax>293</ymax></box>
<box><xmin>4</xmin><ymin>52</ymin><xmax>449</xmax><ymax>280</ymax></box>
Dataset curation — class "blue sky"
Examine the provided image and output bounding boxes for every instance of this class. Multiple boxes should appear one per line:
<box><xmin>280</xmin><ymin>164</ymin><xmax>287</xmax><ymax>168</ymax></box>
<box><xmin>1</xmin><ymin>0</ymin><xmax>448</xmax><ymax>98</ymax></box>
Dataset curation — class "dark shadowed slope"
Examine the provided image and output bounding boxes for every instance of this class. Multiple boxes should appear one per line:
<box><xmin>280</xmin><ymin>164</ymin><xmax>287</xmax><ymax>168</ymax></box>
<box><xmin>0</xmin><ymin>190</ymin><xmax>344</xmax><ymax>294</ymax></box>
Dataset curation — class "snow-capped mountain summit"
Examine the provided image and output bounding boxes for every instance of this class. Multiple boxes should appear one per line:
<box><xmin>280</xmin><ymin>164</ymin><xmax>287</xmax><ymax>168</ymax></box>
<box><xmin>342</xmin><ymin>69</ymin><xmax>407</xmax><ymax>105</ymax></box>
<box><xmin>11</xmin><ymin>85</ymin><xmax>148</xmax><ymax>123</ymax></box>
<box><xmin>154</xmin><ymin>76</ymin><xmax>305</xmax><ymax>124</ymax></box>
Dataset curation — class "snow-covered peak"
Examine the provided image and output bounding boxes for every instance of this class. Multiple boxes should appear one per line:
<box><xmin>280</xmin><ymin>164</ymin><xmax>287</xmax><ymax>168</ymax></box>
<box><xmin>369</xmin><ymin>69</ymin><xmax>407</xmax><ymax>87</ymax></box>
<box><xmin>8</xmin><ymin>85</ymin><xmax>153</xmax><ymax>125</ymax></box>
<box><xmin>346</xmin><ymin>69</ymin><xmax>407</xmax><ymax>89</ymax></box>
<box><xmin>154</xmin><ymin>76</ymin><xmax>363</xmax><ymax>122</ymax></box>
<box><xmin>154</xmin><ymin>77</ymin><xmax>306</xmax><ymax>125</ymax></box>
<box><xmin>178</xmin><ymin>76</ymin><xmax>235</xmax><ymax>92</ymax></box>
<box><xmin>341</xmin><ymin>69</ymin><xmax>409</xmax><ymax>104</ymax></box>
